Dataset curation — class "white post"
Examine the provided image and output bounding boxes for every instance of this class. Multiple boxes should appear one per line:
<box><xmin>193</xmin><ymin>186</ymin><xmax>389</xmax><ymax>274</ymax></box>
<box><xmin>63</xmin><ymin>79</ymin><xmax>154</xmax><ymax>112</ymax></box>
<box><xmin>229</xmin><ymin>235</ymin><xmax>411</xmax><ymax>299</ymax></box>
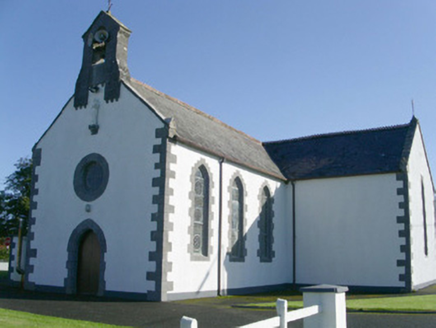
<box><xmin>180</xmin><ymin>316</ymin><xmax>198</xmax><ymax>328</ymax></box>
<box><xmin>301</xmin><ymin>284</ymin><xmax>348</xmax><ymax>328</ymax></box>
<box><xmin>276</xmin><ymin>299</ymin><xmax>287</xmax><ymax>328</ymax></box>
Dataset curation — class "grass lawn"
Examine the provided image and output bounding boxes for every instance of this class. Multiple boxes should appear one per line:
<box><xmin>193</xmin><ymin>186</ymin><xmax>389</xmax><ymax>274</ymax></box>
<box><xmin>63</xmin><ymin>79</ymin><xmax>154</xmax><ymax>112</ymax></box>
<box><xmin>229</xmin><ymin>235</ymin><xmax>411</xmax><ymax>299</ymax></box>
<box><xmin>240</xmin><ymin>294</ymin><xmax>436</xmax><ymax>312</ymax></box>
<box><xmin>346</xmin><ymin>295</ymin><xmax>436</xmax><ymax>312</ymax></box>
<box><xmin>0</xmin><ymin>271</ymin><xmax>8</xmax><ymax>280</ymax></box>
<box><xmin>0</xmin><ymin>308</ymin><xmax>132</xmax><ymax>328</ymax></box>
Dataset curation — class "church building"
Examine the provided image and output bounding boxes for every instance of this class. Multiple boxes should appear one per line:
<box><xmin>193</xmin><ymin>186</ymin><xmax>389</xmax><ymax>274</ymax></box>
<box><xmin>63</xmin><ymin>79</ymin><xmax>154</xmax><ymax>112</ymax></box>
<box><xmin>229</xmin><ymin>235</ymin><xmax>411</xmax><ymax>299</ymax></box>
<box><xmin>13</xmin><ymin>11</ymin><xmax>436</xmax><ymax>301</ymax></box>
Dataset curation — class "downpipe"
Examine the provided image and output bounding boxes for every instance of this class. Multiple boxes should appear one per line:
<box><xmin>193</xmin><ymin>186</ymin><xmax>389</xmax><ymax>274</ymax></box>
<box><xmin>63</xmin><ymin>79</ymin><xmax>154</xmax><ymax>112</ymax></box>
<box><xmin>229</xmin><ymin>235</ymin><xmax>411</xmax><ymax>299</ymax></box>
<box><xmin>16</xmin><ymin>218</ymin><xmax>25</xmax><ymax>288</ymax></box>
<box><xmin>291</xmin><ymin>181</ymin><xmax>296</xmax><ymax>287</ymax></box>
<box><xmin>217</xmin><ymin>158</ymin><xmax>224</xmax><ymax>296</ymax></box>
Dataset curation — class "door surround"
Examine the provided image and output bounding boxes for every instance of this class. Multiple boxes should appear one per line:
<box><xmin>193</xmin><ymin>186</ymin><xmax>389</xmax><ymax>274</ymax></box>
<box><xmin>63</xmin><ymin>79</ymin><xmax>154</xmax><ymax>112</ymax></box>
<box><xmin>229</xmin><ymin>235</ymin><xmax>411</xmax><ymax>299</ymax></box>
<box><xmin>65</xmin><ymin>219</ymin><xmax>107</xmax><ymax>295</ymax></box>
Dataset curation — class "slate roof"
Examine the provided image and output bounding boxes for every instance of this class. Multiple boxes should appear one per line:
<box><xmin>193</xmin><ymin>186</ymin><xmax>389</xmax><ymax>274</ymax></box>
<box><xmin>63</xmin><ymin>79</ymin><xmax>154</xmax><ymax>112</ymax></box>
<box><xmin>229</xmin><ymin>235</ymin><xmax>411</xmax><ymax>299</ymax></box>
<box><xmin>263</xmin><ymin>118</ymin><xmax>417</xmax><ymax>180</ymax></box>
<box><xmin>125</xmin><ymin>78</ymin><xmax>285</xmax><ymax>180</ymax></box>
<box><xmin>125</xmin><ymin>78</ymin><xmax>418</xmax><ymax>182</ymax></box>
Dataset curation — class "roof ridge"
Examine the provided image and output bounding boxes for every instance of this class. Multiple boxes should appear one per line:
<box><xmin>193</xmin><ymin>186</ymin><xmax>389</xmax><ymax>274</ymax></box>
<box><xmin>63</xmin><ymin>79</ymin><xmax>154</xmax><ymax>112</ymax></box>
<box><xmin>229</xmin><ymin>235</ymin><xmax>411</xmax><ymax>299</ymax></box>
<box><xmin>130</xmin><ymin>78</ymin><xmax>262</xmax><ymax>144</ymax></box>
<box><xmin>263</xmin><ymin>121</ymin><xmax>411</xmax><ymax>145</ymax></box>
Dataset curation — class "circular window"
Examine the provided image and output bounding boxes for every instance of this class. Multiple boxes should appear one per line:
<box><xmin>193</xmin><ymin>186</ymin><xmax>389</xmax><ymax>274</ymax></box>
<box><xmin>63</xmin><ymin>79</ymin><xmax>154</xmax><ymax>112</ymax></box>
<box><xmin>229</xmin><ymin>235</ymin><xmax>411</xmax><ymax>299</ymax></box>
<box><xmin>74</xmin><ymin>153</ymin><xmax>109</xmax><ymax>202</ymax></box>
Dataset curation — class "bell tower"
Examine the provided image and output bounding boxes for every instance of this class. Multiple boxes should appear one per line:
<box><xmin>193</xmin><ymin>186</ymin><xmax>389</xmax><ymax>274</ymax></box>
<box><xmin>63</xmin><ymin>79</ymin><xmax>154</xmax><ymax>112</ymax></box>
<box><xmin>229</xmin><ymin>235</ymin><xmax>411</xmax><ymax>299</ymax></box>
<box><xmin>74</xmin><ymin>11</ymin><xmax>131</xmax><ymax>108</ymax></box>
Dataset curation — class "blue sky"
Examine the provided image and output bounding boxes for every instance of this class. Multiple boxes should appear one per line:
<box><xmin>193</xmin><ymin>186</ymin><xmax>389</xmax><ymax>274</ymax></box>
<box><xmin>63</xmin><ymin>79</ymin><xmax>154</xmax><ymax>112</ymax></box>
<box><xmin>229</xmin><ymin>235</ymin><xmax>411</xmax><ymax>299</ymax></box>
<box><xmin>1</xmin><ymin>1</ymin><xmax>436</xmax><ymax>188</ymax></box>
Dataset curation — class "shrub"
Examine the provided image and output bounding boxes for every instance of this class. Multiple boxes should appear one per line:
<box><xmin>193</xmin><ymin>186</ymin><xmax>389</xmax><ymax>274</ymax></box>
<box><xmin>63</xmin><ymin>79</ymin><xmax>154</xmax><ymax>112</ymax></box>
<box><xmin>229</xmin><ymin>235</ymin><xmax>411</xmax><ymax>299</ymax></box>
<box><xmin>0</xmin><ymin>245</ymin><xmax>9</xmax><ymax>261</ymax></box>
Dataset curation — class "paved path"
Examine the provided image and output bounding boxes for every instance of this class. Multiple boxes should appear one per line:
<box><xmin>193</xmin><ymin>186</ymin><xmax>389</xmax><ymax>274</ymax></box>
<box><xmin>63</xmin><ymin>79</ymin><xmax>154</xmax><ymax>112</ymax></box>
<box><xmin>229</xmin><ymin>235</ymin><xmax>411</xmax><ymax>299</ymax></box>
<box><xmin>0</xmin><ymin>281</ymin><xmax>435</xmax><ymax>327</ymax></box>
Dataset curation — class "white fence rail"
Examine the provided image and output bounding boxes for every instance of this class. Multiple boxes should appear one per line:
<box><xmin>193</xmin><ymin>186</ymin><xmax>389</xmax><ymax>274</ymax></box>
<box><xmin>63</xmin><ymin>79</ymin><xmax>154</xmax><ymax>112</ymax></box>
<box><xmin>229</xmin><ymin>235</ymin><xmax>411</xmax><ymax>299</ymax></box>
<box><xmin>238</xmin><ymin>300</ymin><xmax>320</xmax><ymax>328</ymax></box>
<box><xmin>180</xmin><ymin>284</ymin><xmax>348</xmax><ymax>328</ymax></box>
<box><xmin>239</xmin><ymin>299</ymin><xmax>319</xmax><ymax>328</ymax></box>
<box><xmin>285</xmin><ymin>305</ymin><xmax>319</xmax><ymax>322</ymax></box>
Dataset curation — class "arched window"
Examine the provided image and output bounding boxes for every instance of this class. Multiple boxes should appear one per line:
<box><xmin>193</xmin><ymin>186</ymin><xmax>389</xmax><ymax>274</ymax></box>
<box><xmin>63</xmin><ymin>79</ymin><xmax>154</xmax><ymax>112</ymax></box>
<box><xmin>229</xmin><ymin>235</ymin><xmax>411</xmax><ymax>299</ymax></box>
<box><xmin>193</xmin><ymin>166</ymin><xmax>209</xmax><ymax>257</ymax></box>
<box><xmin>259</xmin><ymin>186</ymin><xmax>274</xmax><ymax>262</ymax></box>
<box><xmin>421</xmin><ymin>178</ymin><xmax>428</xmax><ymax>256</ymax></box>
<box><xmin>230</xmin><ymin>177</ymin><xmax>244</xmax><ymax>260</ymax></box>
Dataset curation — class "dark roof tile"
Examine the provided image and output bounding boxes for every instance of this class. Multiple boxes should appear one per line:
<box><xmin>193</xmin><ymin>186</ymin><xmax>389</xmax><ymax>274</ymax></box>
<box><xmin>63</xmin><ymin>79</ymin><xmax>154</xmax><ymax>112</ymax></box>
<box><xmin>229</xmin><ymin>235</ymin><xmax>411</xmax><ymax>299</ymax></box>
<box><xmin>264</xmin><ymin>119</ymin><xmax>417</xmax><ymax>180</ymax></box>
<box><xmin>125</xmin><ymin>78</ymin><xmax>285</xmax><ymax>180</ymax></box>
<box><xmin>124</xmin><ymin>77</ymin><xmax>417</xmax><ymax>182</ymax></box>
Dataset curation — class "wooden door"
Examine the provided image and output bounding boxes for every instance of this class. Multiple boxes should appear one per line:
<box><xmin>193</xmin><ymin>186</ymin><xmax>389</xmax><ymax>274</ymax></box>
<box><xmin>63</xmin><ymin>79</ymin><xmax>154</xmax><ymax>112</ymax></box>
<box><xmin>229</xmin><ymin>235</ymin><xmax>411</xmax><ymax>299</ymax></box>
<box><xmin>77</xmin><ymin>231</ymin><xmax>100</xmax><ymax>295</ymax></box>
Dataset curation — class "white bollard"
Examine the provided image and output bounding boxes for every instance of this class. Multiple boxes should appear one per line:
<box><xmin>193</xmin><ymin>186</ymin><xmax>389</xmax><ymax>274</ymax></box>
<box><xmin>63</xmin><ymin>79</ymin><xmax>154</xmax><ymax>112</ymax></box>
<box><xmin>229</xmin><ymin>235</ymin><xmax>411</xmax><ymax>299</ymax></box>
<box><xmin>180</xmin><ymin>316</ymin><xmax>198</xmax><ymax>328</ymax></box>
<box><xmin>276</xmin><ymin>299</ymin><xmax>288</xmax><ymax>328</ymax></box>
<box><xmin>301</xmin><ymin>285</ymin><xmax>348</xmax><ymax>328</ymax></box>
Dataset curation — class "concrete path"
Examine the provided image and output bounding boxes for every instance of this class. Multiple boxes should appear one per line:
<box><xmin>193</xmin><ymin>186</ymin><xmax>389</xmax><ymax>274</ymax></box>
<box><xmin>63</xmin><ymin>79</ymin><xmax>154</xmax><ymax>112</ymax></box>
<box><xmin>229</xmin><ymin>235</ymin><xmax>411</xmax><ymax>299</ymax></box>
<box><xmin>0</xmin><ymin>281</ymin><xmax>435</xmax><ymax>327</ymax></box>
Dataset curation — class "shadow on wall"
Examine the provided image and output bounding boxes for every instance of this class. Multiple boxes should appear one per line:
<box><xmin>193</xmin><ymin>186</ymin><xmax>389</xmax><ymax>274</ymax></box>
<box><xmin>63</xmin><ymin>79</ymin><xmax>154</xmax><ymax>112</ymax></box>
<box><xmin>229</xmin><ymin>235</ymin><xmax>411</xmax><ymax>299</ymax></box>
<box><xmin>223</xmin><ymin>182</ymin><xmax>290</xmax><ymax>294</ymax></box>
<box><xmin>195</xmin><ymin>256</ymin><xmax>218</xmax><ymax>296</ymax></box>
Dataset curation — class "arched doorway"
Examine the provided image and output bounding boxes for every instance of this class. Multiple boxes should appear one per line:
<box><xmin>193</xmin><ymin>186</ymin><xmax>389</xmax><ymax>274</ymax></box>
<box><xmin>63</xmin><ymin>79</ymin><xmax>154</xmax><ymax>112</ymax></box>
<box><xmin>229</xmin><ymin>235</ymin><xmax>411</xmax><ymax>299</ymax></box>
<box><xmin>65</xmin><ymin>219</ymin><xmax>106</xmax><ymax>296</ymax></box>
<box><xmin>77</xmin><ymin>230</ymin><xmax>100</xmax><ymax>294</ymax></box>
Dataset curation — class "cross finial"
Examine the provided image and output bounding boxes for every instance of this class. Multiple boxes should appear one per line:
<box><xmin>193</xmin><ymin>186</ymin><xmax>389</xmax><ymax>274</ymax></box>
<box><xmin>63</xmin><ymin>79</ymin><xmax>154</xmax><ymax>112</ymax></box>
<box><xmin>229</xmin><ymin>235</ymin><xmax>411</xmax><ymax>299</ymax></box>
<box><xmin>107</xmin><ymin>0</ymin><xmax>113</xmax><ymax>13</ymax></box>
<box><xmin>411</xmin><ymin>99</ymin><xmax>415</xmax><ymax>117</ymax></box>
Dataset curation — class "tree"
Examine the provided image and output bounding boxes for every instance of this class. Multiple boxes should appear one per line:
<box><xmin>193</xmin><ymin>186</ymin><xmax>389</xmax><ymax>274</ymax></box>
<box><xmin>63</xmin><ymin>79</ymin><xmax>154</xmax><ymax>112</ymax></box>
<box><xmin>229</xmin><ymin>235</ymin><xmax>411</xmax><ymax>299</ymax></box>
<box><xmin>0</xmin><ymin>158</ymin><xmax>32</xmax><ymax>237</ymax></box>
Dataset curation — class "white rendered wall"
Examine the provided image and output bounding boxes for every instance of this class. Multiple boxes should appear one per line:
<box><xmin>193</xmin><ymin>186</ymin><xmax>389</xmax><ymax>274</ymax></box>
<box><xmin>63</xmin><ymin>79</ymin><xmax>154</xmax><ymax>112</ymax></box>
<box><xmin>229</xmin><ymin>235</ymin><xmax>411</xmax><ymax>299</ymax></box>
<box><xmin>29</xmin><ymin>84</ymin><xmax>163</xmax><ymax>293</ymax></box>
<box><xmin>220</xmin><ymin>161</ymin><xmax>290</xmax><ymax>291</ymax></box>
<box><xmin>406</xmin><ymin>126</ymin><xmax>436</xmax><ymax>289</ymax></box>
<box><xmin>166</xmin><ymin>144</ymin><xmax>220</xmax><ymax>298</ymax></box>
<box><xmin>166</xmin><ymin>143</ymin><xmax>290</xmax><ymax>299</ymax></box>
<box><xmin>295</xmin><ymin>174</ymin><xmax>404</xmax><ymax>288</ymax></box>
